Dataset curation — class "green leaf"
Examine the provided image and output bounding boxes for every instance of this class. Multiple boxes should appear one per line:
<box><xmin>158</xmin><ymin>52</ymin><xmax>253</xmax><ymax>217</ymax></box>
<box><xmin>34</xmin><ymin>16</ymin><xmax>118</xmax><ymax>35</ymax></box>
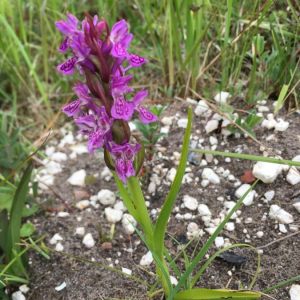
<box><xmin>275</xmin><ymin>84</ymin><xmax>289</xmax><ymax>114</ymax></box>
<box><xmin>153</xmin><ymin>107</ymin><xmax>192</xmax><ymax>279</ymax></box>
<box><xmin>20</xmin><ymin>222</ymin><xmax>36</xmax><ymax>237</ymax></box>
<box><xmin>152</xmin><ymin>132</ymin><xmax>167</xmax><ymax>144</ymax></box>
<box><xmin>7</xmin><ymin>161</ymin><xmax>33</xmax><ymax>274</ymax></box>
<box><xmin>0</xmin><ymin>192</ymin><xmax>13</xmax><ymax>212</ymax></box>
<box><xmin>22</xmin><ymin>203</ymin><xmax>39</xmax><ymax>218</ymax></box>
<box><xmin>174</xmin><ymin>288</ymin><xmax>261</xmax><ymax>300</ymax></box>
<box><xmin>0</xmin><ymin>210</ymin><xmax>8</xmax><ymax>256</ymax></box>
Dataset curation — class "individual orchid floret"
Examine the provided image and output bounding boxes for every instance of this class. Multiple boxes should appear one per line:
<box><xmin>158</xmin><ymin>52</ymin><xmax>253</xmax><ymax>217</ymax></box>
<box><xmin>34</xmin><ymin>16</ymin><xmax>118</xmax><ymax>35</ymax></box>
<box><xmin>110</xmin><ymin>20</ymin><xmax>148</xmax><ymax>67</ymax></box>
<box><xmin>62</xmin><ymin>82</ymin><xmax>91</xmax><ymax>117</ymax></box>
<box><xmin>111</xmin><ymin>67</ymin><xmax>134</xmax><ymax>97</ymax></box>
<box><xmin>132</xmin><ymin>90</ymin><xmax>159</xmax><ymax>124</ymax></box>
<box><xmin>111</xmin><ymin>94</ymin><xmax>134</xmax><ymax>121</ymax></box>
<box><xmin>55</xmin><ymin>12</ymin><xmax>79</xmax><ymax>36</ymax></box>
<box><xmin>110</xmin><ymin>141</ymin><xmax>141</xmax><ymax>183</ymax></box>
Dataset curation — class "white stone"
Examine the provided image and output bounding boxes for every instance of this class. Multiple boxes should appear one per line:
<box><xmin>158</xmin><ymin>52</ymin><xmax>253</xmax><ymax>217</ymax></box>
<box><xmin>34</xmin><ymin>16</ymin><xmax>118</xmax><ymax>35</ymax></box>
<box><xmin>148</xmin><ymin>181</ymin><xmax>156</xmax><ymax>194</ymax></box>
<box><xmin>37</xmin><ymin>174</ymin><xmax>54</xmax><ymax>189</ymax></box>
<box><xmin>275</xmin><ymin>118</ymin><xmax>289</xmax><ymax>131</ymax></box>
<box><xmin>187</xmin><ymin>222</ymin><xmax>199</xmax><ymax>233</ymax></box>
<box><xmin>59</xmin><ymin>132</ymin><xmax>74</xmax><ymax>147</ymax></box>
<box><xmin>178</xmin><ymin>119</ymin><xmax>188</xmax><ymax>128</ymax></box>
<box><xmin>50</xmin><ymin>233</ymin><xmax>63</xmax><ymax>245</ymax></box>
<box><xmin>55</xmin><ymin>242</ymin><xmax>64</xmax><ymax>252</ymax></box>
<box><xmin>198</xmin><ymin>204</ymin><xmax>212</xmax><ymax>216</ymax></box>
<box><xmin>98</xmin><ymin>189</ymin><xmax>116</xmax><ymax>205</ymax></box>
<box><xmin>19</xmin><ymin>285</ymin><xmax>30</xmax><ymax>294</ymax></box>
<box><xmin>184</xmin><ymin>213</ymin><xmax>193</xmax><ymax>220</ymax></box>
<box><xmin>221</xmin><ymin>118</ymin><xmax>231</xmax><ymax>136</ymax></box>
<box><xmin>12</xmin><ymin>291</ymin><xmax>26</xmax><ymax>300</ymax></box>
<box><xmin>114</xmin><ymin>201</ymin><xmax>127</xmax><ymax>212</ymax></box>
<box><xmin>75</xmin><ymin>227</ymin><xmax>85</xmax><ymax>236</ymax></box>
<box><xmin>51</xmin><ymin>152</ymin><xmax>67</xmax><ymax>162</ymax></box>
<box><xmin>195</xmin><ymin>100</ymin><xmax>211</xmax><ymax>117</ymax></box>
<box><xmin>122</xmin><ymin>267</ymin><xmax>132</xmax><ymax>275</ymax></box>
<box><xmin>214</xmin><ymin>91</ymin><xmax>230</xmax><ymax>103</ymax></box>
<box><xmin>290</xmin><ymin>284</ymin><xmax>300</xmax><ymax>300</ymax></box>
<box><xmin>45</xmin><ymin>146</ymin><xmax>55</xmax><ymax>156</ymax></box>
<box><xmin>201</xmin><ymin>179</ymin><xmax>210</xmax><ymax>187</ymax></box>
<box><xmin>264</xmin><ymin>190</ymin><xmax>275</xmax><ymax>201</ymax></box>
<box><xmin>57</xmin><ymin>212</ymin><xmax>70</xmax><ymax>218</ymax></box>
<box><xmin>253</xmin><ymin>161</ymin><xmax>282</xmax><ymax>183</ymax></box>
<box><xmin>286</xmin><ymin>168</ymin><xmax>300</xmax><ymax>185</ymax></box>
<box><xmin>258</xmin><ymin>106</ymin><xmax>269</xmax><ymax>112</ymax></box>
<box><xmin>122</xmin><ymin>214</ymin><xmax>137</xmax><ymax>235</ymax></box>
<box><xmin>161</xmin><ymin>116</ymin><xmax>173</xmax><ymax>125</ymax></box>
<box><xmin>82</xmin><ymin>233</ymin><xmax>95</xmax><ymax>248</ymax></box>
<box><xmin>279</xmin><ymin>224</ymin><xmax>287</xmax><ymax>233</ymax></box>
<box><xmin>215</xmin><ymin>236</ymin><xmax>224</xmax><ymax>248</ymax></box>
<box><xmin>256</xmin><ymin>231</ymin><xmax>264</xmax><ymax>238</ymax></box>
<box><xmin>167</xmin><ymin>168</ymin><xmax>177</xmax><ymax>182</ymax></box>
<box><xmin>212</xmin><ymin>113</ymin><xmax>222</xmax><ymax>120</ymax></box>
<box><xmin>182</xmin><ymin>174</ymin><xmax>193</xmax><ymax>184</ymax></box>
<box><xmin>67</xmin><ymin>169</ymin><xmax>86</xmax><ymax>186</ymax></box>
<box><xmin>101</xmin><ymin>167</ymin><xmax>113</xmax><ymax>181</ymax></box>
<box><xmin>225</xmin><ymin>222</ymin><xmax>235</xmax><ymax>231</ymax></box>
<box><xmin>269</xmin><ymin>205</ymin><xmax>294</xmax><ymax>224</ymax></box>
<box><xmin>140</xmin><ymin>251</ymin><xmax>153</xmax><ymax>266</ymax></box>
<box><xmin>183</xmin><ymin>195</ymin><xmax>198</xmax><ymax>210</ymax></box>
<box><xmin>170</xmin><ymin>276</ymin><xmax>178</xmax><ymax>286</ymax></box>
<box><xmin>69</xmin><ymin>144</ymin><xmax>88</xmax><ymax>156</ymax></box>
<box><xmin>128</xmin><ymin>122</ymin><xmax>137</xmax><ymax>131</ymax></box>
<box><xmin>209</xmin><ymin>136</ymin><xmax>218</xmax><ymax>145</ymax></box>
<box><xmin>205</xmin><ymin>227</ymin><xmax>217</xmax><ymax>235</ymax></box>
<box><xmin>293</xmin><ymin>202</ymin><xmax>300</xmax><ymax>213</ymax></box>
<box><xmin>161</xmin><ymin>126</ymin><xmax>169</xmax><ymax>134</ymax></box>
<box><xmin>205</xmin><ymin>120</ymin><xmax>219</xmax><ymax>133</ymax></box>
<box><xmin>235</xmin><ymin>184</ymin><xmax>255</xmax><ymax>206</ymax></box>
<box><xmin>202</xmin><ymin>168</ymin><xmax>220</xmax><ymax>184</ymax></box>
<box><xmin>75</xmin><ymin>200</ymin><xmax>90</xmax><ymax>210</ymax></box>
<box><xmin>105</xmin><ymin>207</ymin><xmax>123</xmax><ymax>223</ymax></box>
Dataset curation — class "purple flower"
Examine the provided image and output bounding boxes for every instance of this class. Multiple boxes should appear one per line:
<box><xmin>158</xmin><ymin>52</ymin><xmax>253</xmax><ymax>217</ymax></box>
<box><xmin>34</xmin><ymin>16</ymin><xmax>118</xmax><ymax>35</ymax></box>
<box><xmin>110</xmin><ymin>67</ymin><xmax>134</xmax><ymax>97</ymax></box>
<box><xmin>55</xmin><ymin>12</ymin><xmax>79</xmax><ymax>36</ymax></box>
<box><xmin>110</xmin><ymin>141</ymin><xmax>141</xmax><ymax>183</ymax></box>
<box><xmin>111</xmin><ymin>94</ymin><xmax>134</xmax><ymax>121</ymax></box>
<box><xmin>109</xmin><ymin>20</ymin><xmax>148</xmax><ymax>67</ymax></box>
<box><xmin>132</xmin><ymin>90</ymin><xmax>158</xmax><ymax>124</ymax></box>
<box><xmin>62</xmin><ymin>82</ymin><xmax>91</xmax><ymax>116</ymax></box>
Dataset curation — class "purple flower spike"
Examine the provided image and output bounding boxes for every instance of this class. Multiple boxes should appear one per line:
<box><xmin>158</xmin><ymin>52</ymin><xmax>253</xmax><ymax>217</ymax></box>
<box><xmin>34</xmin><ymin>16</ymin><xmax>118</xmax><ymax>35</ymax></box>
<box><xmin>132</xmin><ymin>90</ymin><xmax>158</xmax><ymax>124</ymax></box>
<box><xmin>57</xmin><ymin>56</ymin><xmax>78</xmax><ymax>75</ymax></box>
<box><xmin>111</xmin><ymin>94</ymin><xmax>134</xmax><ymax>121</ymax></box>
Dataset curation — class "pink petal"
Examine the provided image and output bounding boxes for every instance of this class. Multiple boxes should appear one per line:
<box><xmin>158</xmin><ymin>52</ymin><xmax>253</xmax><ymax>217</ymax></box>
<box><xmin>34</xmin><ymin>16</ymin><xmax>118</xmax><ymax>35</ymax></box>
<box><xmin>62</xmin><ymin>100</ymin><xmax>81</xmax><ymax>117</ymax></box>
<box><xmin>127</xmin><ymin>53</ymin><xmax>149</xmax><ymax>67</ymax></box>
<box><xmin>111</xmin><ymin>95</ymin><xmax>134</xmax><ymax>121</ymax></box>
<box><xmin>115</xmin><ymin>158</ymin><xmax>127</xmax><ymax>183</ymax></box>
<box><xmin>111</xmin><ymin>43</ymin><xmax>128</xmax><ymax>57</ymax></box>
<box><xmin>125</xmin><ymin>160</ymin><xmax>135</xmax><ymax>178</ymax></box>
<box><xmin>87</xmin><ymin>130</ymin><xmax>105</xmax><ymax>155</ymax></box>
<box><xmin>110</xmin><ymin>20</ymin><xmax>128</xmax><ymax>43</ymax></box>
<box><xmin>133</xmin><ymin>90</ymin><xmax>148</xmax><ymax>106</ymax></box>
<box><xmin>57</xmin><ymin>56</ymin><xmax>78</xmax><ymax>75</ymax></box>
<box><xmin>59</xmin><ymin>36</ymin><xmax>69</xmax><ymax>53</ymax></box>
<box><xmin>66</xmin><ymin>12</ymin><xmax>78</xmax><ymax>28</ymax></box>
<box><xmin>136</xmin><ymin>106</ymin><xmax>158</xmax><ymax>124</ymax></box>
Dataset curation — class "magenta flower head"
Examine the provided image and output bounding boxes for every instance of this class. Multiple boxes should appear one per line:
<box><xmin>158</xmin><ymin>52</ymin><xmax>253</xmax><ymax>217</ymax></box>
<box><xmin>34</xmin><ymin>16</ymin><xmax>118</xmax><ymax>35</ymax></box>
<box><xmin>57</xmin><ymin>11</ymin><xmax>157</xmax><ymax>183</ymax></box>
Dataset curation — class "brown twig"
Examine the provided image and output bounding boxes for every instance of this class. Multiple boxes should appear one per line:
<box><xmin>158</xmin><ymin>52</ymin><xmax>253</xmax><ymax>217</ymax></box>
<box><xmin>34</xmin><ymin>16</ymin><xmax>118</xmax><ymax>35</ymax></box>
<box><xmin>39</xmin><ymin>180</ymin><xmax>73</xmax><ymax>213</ymax></box>
<box><xmin>257</xmin><ymin>231</ymin><xmax>300</xmax><ymax>249</ymax></box>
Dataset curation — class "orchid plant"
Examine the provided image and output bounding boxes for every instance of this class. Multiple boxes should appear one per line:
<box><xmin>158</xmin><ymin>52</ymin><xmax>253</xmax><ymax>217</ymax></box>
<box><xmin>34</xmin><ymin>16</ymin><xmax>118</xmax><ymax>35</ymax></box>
<box><xmin>56</xmin><ymin>12</ymin><xmax>263</xmax><ymax>300</ymax></box>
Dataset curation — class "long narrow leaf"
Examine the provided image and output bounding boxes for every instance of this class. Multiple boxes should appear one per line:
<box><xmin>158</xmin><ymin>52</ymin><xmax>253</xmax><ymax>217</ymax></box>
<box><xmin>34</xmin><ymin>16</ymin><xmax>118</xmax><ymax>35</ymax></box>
<box><xmin>167</xmin><ymin>180</ymin><xmax>259</xmax><ymax>300</ymax></box>
<box><xmin>7</xmin><ymin>161</ymin><xmax>33</xmax><ymax>274</ymax></box>
<box><xmin>153</xmin><ymin>107</ymin><xmax>192</xmax><ymax>260</ymax></box>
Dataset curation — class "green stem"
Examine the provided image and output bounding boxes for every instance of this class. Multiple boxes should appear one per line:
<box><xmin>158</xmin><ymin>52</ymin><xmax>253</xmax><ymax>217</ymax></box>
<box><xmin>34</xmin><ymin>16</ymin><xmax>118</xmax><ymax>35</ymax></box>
<box><xmin>127</xmin><ymin>176</ymin><xmax>153</xmax><ymax>249</ymax></box>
